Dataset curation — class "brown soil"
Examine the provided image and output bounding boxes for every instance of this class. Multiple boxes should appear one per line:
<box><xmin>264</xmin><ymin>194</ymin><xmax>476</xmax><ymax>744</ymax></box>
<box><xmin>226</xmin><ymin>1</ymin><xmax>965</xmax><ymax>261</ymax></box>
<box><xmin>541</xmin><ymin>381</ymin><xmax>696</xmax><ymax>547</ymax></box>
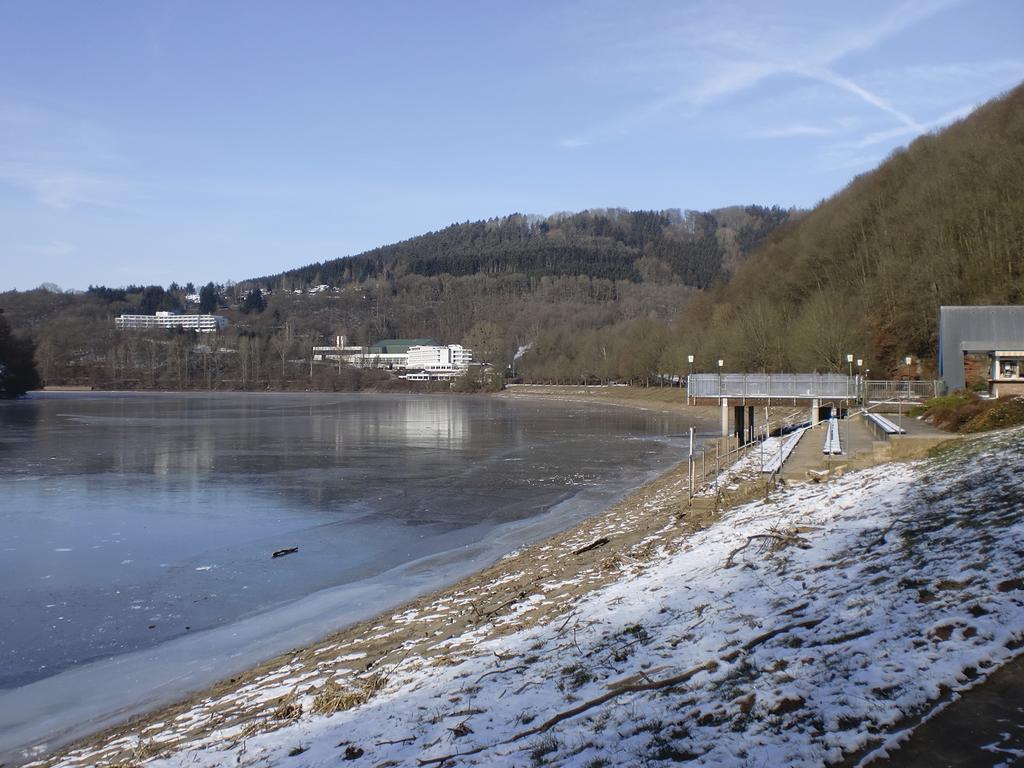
<box><xmin>498</xmin><ymin>383</ymin><xmax>716</xmax><ymax>416</ymax></box>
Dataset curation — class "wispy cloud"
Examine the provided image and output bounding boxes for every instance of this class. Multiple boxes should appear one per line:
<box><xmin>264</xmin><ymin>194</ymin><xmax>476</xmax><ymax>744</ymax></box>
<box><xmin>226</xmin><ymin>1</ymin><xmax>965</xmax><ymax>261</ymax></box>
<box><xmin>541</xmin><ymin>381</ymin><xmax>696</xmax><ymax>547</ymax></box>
<box><xmin>817</xmin><ymin>98</ymin><xmax>981</xmax><ymax>177</ymax></box>
<box><xmin>747</xmin><ymin>123</ymin><xmax>833</xmax><ymax>140</ymax></box>
<box><xmin>558</xmin><ymin>0</ymin><xmax>962</xmax><ymax>148</ymax></box>
<box><xmin>18</xmin><ymin>240</ymin><xmax>76</xmax><ymax>257</ymax></box>
<box><xmin>841</xmin><ymin>100</ymin><xmax>979</xmax><ymax>150</ymax></box>
<box><xmin>0</xmin><ymin>162</ymin><xmax>141</xmax><ymax>210</ymax></box>
<box><xmin>559</xmin><ymin>137</ymin><xmax>592</xmax><ymax>149</ymax></box>
<box><xmin>803</xmin><ymin>68</ymin><xmax>924</xmax><ymax>131</ymax></box>
<box><xmin>862</xmin><ymin>58</ymin><xmax>1024</xmax><ymax>90</ymax></box>
<box><xmin>0</xmin><ymin>97</ymin><xmax>143</xmax><ymax>210</ymax></box>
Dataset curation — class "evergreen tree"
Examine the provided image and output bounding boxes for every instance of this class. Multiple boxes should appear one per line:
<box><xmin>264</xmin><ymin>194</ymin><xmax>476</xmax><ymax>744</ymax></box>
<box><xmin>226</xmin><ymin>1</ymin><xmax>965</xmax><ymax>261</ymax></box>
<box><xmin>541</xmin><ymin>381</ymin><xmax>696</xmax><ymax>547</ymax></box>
<box><xmin>240</xmin><ymin>288</ymin><xmax>266</xmax><ymax>314</ymax></box>
<box><xmin>0</xmin><ymin>309</ymin><xmax>41</xmax><ymax>397</ymax></box>
<box><xmin>199</xmin><ymin>283</ymin><xmax>219</xmax><ymax>313</ymax></box>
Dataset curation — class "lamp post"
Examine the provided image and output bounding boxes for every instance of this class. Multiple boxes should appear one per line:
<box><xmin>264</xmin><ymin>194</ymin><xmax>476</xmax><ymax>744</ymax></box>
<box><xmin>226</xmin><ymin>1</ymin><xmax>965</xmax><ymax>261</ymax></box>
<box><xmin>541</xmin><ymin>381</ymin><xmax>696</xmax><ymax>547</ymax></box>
<box><xmin>685</xmin><ymin>354</ymin><xmax>695</xmax><ymax>404</ymax></box>
<box><xmin>846</xmin><ymin>353</ymin><xmax>854</xmax><ymax>404</ymax></box>
<box><xmin>899</xmin><ymin>356</ymin><xmax>914</xmax><ymax>431</ymax></box>
<box><xmin>717</xmin><ymin>359</ymin><xmax>725</xmax><ymax>443</ymax></box>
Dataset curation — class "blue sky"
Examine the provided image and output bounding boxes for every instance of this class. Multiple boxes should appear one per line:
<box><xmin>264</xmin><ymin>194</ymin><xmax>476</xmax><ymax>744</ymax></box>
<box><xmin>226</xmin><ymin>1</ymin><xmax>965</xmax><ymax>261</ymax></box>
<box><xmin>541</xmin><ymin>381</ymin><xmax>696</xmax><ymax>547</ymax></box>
<box><xmin>1</xmin><ymin>1</ymin><xmax>1022</xmax><ymax>291</ymax></box>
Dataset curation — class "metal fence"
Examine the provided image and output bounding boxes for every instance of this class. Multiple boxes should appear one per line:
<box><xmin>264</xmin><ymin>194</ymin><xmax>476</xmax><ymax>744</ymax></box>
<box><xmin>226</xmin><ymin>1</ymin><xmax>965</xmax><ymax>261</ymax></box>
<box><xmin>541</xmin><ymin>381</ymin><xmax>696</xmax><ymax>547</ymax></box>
<box><xmin>687</xmin><ymin>373</ymin><xmax>855</xmax><ymax>399</ymax></box>
<box><xmin>686</xmin><ymin>434</ymin><xmax>760</xmax><ymax>504</ymax></box>
<box><xmin>862</xmin><ymin>380</ymin><xmax>942</xmax><ymax>403</ymax></box>
<box><xmin>685</xmin><ymin>417</ymin><xmax>792</xmax><ymax>506</ymax></box>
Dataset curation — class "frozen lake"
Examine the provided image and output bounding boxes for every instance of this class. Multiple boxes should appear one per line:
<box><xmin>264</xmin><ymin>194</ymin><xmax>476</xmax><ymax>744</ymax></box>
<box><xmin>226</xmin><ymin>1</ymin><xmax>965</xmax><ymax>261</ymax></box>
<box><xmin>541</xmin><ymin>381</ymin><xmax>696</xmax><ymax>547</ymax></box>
<box><xmin>0</xmin><ymin>391</ymin><xmax>707</xmax><ymax>758</ymax></box>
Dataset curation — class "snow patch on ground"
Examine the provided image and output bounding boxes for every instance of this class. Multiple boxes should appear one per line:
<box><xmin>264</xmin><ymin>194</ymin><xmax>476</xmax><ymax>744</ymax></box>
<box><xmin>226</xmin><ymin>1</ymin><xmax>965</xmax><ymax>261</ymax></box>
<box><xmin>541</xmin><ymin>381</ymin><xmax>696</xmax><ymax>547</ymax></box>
<box><xmin>36</xmin><ymin>428</ymin><xmax>1024</xmax><ymax>767</ymax></box>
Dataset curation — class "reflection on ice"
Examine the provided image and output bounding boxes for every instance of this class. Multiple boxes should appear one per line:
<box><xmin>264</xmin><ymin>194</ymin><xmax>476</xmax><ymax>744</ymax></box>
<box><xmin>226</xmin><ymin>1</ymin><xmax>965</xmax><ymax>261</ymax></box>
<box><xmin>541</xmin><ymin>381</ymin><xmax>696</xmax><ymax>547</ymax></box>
<box><xmin>308</xmin><ymin>397</ymin><xmax>470</xmax><ymax>452</ymax></box>
<box><xmin>0</xmin><ymin>392</ymin><xmax>703</xmax><ymax>761</ymax></box>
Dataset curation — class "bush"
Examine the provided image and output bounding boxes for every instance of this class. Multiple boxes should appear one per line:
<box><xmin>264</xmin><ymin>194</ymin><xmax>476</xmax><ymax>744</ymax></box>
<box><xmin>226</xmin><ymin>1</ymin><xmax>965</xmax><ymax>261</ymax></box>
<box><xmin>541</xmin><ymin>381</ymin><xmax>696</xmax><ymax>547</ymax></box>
<box><xmin>917</xmin><ymin>391</ymin><xmax>987</xmax><ymax>432</ymax></box>
<box><xmin>450</xmin><ymin>368</ymin><xmax>504</xmax><ymax>393</ymax></box>
<box><xmin>961</xmin><ymin>397</ymin><xmax>1024</xmax><ymax>433</ymax></box>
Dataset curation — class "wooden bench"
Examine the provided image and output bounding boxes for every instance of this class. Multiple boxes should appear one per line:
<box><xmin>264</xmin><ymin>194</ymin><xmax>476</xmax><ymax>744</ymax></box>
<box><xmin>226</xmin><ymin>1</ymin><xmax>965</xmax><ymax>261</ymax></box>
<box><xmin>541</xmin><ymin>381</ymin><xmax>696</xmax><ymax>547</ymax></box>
<box><xmin>866</xmin><ymin>412</ymin><xmax>906</xmax><ymax>435</ymax></box>
<box><xmin>822</xmin><ymin>417</ymin><xmax>842</xmax><ymax>455</ymax></box>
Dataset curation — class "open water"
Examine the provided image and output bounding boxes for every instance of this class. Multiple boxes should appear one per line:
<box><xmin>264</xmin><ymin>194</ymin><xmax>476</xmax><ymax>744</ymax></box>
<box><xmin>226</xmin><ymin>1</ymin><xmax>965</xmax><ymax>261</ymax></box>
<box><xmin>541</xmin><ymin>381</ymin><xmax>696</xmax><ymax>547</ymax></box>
<box><xmin>0</xmin><ymin>391</ymin><xmax>705</xmax><ymax>758</ymax></box>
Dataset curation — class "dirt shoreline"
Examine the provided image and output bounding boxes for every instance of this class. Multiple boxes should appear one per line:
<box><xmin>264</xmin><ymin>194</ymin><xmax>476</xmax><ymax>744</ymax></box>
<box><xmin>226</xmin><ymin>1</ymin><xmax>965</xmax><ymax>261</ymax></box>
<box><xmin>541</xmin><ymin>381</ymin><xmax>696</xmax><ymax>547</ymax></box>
<box><xmin>24</xmin><ymin>389</ymin><xmax>729</xmax><ymax>767</ymax></box>
<box><xmin>497</xmin><ymin>383</ymin><xmax>714</xmax><ymax>416</ymax></box>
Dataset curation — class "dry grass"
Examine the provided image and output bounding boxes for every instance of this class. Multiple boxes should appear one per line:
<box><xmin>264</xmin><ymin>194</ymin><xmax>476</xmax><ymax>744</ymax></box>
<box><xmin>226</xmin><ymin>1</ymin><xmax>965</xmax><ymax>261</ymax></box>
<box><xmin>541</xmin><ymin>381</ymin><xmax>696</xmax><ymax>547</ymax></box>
<box><xmin>271</xmin><ymin>691</ymin><xmax>303</xmax><ymax>722</ymax></box>
<box><xmin>962</xmin><ymin>396</ymin><xmax>1024</xmax><ymax>433</ymax></box>
<box><xmin>106</xmin><ymin>737</ymin><xmax>161</xmax><ymax>768</ymax></box>
<box><xmin>310</xmin><ymin>674</ymin><xmax>385</xmax><ymax>715</ymax></box>
<box><xmin>916</xmin><ymin>393</ymin><xmax>1024</xmax><ymax>433</ymax></box>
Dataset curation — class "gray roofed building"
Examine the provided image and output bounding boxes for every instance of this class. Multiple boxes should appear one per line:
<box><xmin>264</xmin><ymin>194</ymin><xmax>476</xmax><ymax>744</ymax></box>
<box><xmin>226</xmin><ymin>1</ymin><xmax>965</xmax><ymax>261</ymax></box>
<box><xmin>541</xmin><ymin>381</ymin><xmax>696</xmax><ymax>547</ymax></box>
<box><xmin>938</xmin><ymin>306</ymin><xmax>1024</xmax><ymax>392</ymax></box>
<box><xmin>368</xmin><ymin>339</ymin><xmax>435</xmax><ymax>355</ymax></box>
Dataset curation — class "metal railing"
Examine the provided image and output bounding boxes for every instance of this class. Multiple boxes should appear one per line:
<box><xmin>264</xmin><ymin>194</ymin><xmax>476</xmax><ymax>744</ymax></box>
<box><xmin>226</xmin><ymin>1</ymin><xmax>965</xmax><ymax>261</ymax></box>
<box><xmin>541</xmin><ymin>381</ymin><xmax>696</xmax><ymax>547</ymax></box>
<box><xmin>687</xmin><ymin>374</ymin><xmax>942</xmax><ymax>404</ymax></box>
<box><xmin>862</xmin><ymin>380</ymin><xmax>942</xmax><ymax>403</ymax></box>
<box><xmin>685</xmin><ymin>414</ymin><xmax>790</xmax><ymax>506</ymax></box>
<box><xmin>687</xmin><ymin>373</ymin><xmax>855</xmax><ymax>399</ymax></box>
<box><xmin>686</xmin><ymin>435</ymin><xmax>757</xmax><ymax>504</ymax></box>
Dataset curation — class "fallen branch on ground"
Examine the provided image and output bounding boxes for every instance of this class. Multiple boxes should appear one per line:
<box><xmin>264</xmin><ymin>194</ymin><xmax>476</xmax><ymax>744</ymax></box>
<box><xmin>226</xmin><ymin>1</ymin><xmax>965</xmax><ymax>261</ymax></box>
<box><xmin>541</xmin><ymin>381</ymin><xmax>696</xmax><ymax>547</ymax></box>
<box><xmin>513</xmin><ymin>660</ymin><xmax>719</xmax><ymax>740</ymax></box>
<box><xmin>724</xmin><ymin>532</ymin><xmax>810</xmax><ymax>568</ymax></box>
<box><xmin>411</xmin><ymin>607</ymin><xmax>828</xmax><ymax>766</ymax></box>
<box><xmin>868</xmin><ymin>518</ymin><xmax>906</xmax><ymax>548</ymax></box>
<box><xmin>375</xmin><ymin>736</ymin><xmax>417</xmax><ymax>746</ymax></box>
<box><xmin>721</xmin><ymin>618</ymin><xmax>824</xmax><ymax>662</ymax></box>
<box><xmin>416</xmin><ymin>661</ymin><xmax>718</xmax><ymax>766</ymax></box>
<box><xmin>473</xmin><ymin>665</ymin><xmax>527</xmax><ymax>685</ymax></box>
<box><xmin>573</xmin><ymin>537</ymin><xmax>610</xmax><ymax>555</ymax></box>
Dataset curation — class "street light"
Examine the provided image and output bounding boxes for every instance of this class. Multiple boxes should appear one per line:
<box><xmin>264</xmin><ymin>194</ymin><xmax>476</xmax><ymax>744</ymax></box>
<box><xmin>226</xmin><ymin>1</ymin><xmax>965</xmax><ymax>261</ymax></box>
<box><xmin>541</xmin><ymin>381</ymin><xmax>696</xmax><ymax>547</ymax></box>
<box><xmin>846</xmin><ymin>353</ymin><xmax>854</xmax><ymax>378</ymax></box>
<box><xmin>685</xmin><ymin>354</ymin><xmax>695</xmax><ymax>403</ymax></box>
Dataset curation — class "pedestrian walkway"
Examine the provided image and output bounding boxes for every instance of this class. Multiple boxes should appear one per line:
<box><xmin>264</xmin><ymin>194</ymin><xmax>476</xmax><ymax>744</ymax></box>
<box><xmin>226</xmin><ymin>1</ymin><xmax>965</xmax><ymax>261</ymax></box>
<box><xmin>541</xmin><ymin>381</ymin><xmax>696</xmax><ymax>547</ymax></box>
<box><xmin>879</xmin><ymin>651</ymin><xmax>1024</xmax><ymax>766</ymax></box>
<box><xmin>777</xmin><ymin>413</ymin><xmax>957</xmax><ymax>482</ymax></box>
<box><xmin>779</xmin><ymin>417</ymin><xmax>876</xmax><ymax>481</ymax></box>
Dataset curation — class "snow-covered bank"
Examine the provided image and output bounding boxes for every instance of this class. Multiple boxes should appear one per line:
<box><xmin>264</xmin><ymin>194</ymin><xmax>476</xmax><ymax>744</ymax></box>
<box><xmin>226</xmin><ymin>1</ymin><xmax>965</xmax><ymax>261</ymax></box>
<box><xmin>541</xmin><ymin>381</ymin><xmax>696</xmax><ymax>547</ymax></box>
<box><xmin>33</xmin><ymin>428</ymin><xmax>1024</xmax><ymax>767</ymax></box>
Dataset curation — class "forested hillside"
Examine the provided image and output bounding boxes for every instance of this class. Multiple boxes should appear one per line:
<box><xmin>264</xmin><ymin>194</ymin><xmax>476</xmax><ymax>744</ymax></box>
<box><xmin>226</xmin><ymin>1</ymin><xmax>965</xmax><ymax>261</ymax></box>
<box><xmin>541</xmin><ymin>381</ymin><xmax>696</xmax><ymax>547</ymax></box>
<box><xmin>3</xmin><ymin>82</ymin><xmax>1022</xmax><ymax>392</ymax></box>
<box><xmin>0</xmin><ymin>206</ymin><xmax>792</xmax><ymax>390</ymax></box>
<box><xmin>672</xmin><ymin>82</ymin><xmax>1024</xmax><ymax>378</ymax></box>
<box><xmin>248</xmin><ymin>207</ymin><xmax>791</xmax><ymax>291</ymax></box>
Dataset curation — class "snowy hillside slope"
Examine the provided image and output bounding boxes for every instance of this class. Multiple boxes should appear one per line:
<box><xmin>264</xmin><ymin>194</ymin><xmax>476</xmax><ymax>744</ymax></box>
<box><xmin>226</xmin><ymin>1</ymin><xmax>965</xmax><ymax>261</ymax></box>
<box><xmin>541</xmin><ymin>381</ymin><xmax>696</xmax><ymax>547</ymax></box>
<box><xmin>40</xmin><ymin>428</ymin><xmax>1024</xmax><ymax>767</ymax></box>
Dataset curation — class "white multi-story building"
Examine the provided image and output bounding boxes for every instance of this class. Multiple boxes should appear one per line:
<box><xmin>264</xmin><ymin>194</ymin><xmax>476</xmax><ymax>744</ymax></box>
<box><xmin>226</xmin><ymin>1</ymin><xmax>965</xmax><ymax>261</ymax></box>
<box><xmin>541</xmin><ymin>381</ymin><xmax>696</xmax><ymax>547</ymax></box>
<box><xmin>115</xmin><ymin>311</ymin><xmax>228</xmax><ymax>333</ymax></box>
<box><xmin>310</xmin><ymin>338</ymin><xmax>473</xmax><ymax>377</ymax></box>
<box><xmin>406</xmin><ymin>344</ymin><xmax>472</xmax><ymax>374</ymax></box>
<box><xmin>313</xmin><ymin>338</ymin><xmax>438</xmax><ymax>370</ymax></box>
